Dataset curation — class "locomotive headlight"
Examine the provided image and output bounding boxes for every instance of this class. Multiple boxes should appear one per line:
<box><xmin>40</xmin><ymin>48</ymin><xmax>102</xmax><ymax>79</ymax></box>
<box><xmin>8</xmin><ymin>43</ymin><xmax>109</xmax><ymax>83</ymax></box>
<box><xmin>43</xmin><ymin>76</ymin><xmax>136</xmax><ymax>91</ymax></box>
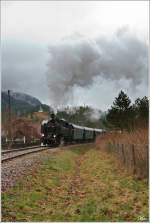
<box><xmin>53</xmin><ymin>134</ymin><xmax>56</xmax><ymax>138</ymax></box>
<box><xmin>41</xmin><ymin>133</ymin><xmax>44</xmax><ymax>136</ymax></box>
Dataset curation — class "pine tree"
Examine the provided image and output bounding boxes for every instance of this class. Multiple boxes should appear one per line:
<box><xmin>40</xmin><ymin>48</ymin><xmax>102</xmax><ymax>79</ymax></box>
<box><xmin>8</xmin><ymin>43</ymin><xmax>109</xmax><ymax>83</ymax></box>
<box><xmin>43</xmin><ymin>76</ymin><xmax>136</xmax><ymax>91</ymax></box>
<box><xmin>106</xmin><ymin>91</ymin><xmax>133</xmax><ymax>130</ymax></box>
<box><xmin>134</xmin><ymin>96</ymin><xmax>149</xmax><ymax>127</ymax></box>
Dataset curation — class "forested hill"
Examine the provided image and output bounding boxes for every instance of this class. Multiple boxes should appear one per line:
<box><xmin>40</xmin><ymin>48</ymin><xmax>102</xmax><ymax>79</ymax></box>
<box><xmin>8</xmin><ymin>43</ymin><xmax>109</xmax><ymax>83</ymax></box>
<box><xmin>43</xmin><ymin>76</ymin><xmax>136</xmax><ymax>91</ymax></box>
<box><xmin>2</xmin><ymin>91</ymin><xmax>50</xmax><ymax>117</ymax></box>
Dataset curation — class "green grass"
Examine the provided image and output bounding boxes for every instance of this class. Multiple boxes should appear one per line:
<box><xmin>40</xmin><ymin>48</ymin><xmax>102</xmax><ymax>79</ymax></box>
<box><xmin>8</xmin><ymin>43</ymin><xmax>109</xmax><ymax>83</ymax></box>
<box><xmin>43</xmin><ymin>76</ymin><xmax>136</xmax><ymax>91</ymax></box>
<box><xmin>2</xmin><ymin>144</ymin><xmax>148</xmax><ymax>222</ymax></box>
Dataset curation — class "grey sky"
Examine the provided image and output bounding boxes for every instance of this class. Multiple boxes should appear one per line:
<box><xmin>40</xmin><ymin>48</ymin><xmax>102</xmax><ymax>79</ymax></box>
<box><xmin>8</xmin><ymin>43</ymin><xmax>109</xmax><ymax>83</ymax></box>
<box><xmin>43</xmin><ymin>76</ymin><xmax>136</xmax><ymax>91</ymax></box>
<box><xmin>1</xmin><ymin>1</ymin><xmax>149</xmax><ymax>110</ymax></box>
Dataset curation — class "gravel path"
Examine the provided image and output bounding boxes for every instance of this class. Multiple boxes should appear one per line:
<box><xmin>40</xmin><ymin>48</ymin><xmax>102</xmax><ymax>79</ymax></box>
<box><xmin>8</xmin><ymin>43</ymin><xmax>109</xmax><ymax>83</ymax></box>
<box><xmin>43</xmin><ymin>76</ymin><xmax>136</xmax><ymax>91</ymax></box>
<box><xmin>1</xmin><ymin>147</ymin><xmax>60</xmax><ymax>192</ymax></box>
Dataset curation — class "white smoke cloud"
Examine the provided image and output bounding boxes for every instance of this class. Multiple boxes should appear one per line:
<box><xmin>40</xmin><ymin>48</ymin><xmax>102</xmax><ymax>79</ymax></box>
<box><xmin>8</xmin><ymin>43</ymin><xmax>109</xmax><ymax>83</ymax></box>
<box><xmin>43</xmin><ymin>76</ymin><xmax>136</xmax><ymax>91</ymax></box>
<box><xmin>46</xmin><ymin>29</ymin><xmax>148</xmax><ymax>108</ymax></box>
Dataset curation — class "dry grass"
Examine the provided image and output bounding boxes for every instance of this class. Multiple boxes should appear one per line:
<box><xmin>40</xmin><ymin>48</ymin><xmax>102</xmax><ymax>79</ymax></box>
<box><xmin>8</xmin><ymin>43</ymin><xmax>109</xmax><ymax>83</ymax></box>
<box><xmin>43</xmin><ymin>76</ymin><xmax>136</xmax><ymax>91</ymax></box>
<box><xmin>96</xmin><ymin>128</ymin><xmax>149</xmax><ymax>179</ymax></box>
<box><xmin>96</xmin><ymin>128</ymin><xmax>148</xmax><ymax>148</ymax></box>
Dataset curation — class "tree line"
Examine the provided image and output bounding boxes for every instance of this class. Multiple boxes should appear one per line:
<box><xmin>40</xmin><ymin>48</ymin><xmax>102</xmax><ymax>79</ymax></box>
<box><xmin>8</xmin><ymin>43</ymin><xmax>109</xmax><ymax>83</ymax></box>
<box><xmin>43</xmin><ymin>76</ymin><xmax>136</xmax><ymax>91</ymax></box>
<box><xmin>56</xmin><ymin>106</ymin><xmax>104</xmax><ymax>128</ymax></box>
<box><xmin>105</xmin><ymin>90</ymin><xmax>149</xmax><ymax>131</ymax></box>
<box><xmin>56</xmin><ymin>90</ymin><xmax>149</xmax><ymax>131</ymax></box>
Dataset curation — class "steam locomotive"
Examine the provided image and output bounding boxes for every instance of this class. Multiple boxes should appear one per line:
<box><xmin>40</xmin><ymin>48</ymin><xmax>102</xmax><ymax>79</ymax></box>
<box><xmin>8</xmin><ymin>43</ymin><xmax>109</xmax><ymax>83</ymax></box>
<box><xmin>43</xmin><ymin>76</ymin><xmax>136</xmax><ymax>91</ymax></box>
<box><xmin>41</xmin><ymin>114</ymin><xmax>105</xmax><ymax>146</ymax></box>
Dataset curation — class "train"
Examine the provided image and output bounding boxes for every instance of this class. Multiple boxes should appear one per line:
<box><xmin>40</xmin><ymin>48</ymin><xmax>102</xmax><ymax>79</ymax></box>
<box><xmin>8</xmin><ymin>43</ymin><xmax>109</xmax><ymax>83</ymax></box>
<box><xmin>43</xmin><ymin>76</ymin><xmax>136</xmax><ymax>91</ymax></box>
<box><xmin>41</xmin><ymin>114</ymin><xmax>105</xmax><ymax>146</ymax></box>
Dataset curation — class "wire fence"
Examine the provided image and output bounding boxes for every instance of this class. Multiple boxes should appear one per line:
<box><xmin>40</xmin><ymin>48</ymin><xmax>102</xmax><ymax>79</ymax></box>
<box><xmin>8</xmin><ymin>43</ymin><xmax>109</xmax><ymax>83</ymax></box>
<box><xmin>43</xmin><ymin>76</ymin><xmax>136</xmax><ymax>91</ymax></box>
<box><xmin>107</xmin><ymin>143</ymin><xmax>149</xmax><ymax>178</ymax></box>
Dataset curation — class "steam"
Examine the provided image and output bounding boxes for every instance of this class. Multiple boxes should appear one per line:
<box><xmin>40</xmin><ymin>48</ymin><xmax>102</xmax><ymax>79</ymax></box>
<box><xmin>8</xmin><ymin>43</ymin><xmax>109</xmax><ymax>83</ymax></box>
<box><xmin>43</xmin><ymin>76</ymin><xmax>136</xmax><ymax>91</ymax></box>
<box><xmin>89</xmin><ymin>109</ymin><xmax>102</xmax><ymax>121</ymax></box>
<box><xmin>83</xmin><ymin>108</ymin><xmax>102</xmax><ymax>122</ymax></box>
<box><xmin>46</xmin><ymin>29</ymin><xmax>148</xmax><ymax>108</ymax></box>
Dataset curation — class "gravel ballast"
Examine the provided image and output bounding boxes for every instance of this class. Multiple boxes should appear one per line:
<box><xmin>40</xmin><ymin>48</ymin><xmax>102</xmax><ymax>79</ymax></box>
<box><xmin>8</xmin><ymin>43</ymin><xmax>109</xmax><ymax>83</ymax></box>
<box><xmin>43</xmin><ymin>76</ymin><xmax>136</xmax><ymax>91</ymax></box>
<box><xmin>1</xmin><ymin>147</ymin><xmax>60</xmax><ymax>192</ymax></box>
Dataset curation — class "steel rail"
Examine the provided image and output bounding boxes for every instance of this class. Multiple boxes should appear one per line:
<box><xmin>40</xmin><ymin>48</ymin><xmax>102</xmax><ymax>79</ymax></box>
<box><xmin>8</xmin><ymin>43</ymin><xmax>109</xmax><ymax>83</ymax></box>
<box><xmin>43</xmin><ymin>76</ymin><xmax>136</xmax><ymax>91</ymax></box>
<box><xmin>1</xmin><ymin>147</ymin><xmax>52</xmax><ymax>163</ymax></box>
<box><xmin>2</xmin><ymin>145</ymin><xmax>41</xmax><ymax>154</ymax></box>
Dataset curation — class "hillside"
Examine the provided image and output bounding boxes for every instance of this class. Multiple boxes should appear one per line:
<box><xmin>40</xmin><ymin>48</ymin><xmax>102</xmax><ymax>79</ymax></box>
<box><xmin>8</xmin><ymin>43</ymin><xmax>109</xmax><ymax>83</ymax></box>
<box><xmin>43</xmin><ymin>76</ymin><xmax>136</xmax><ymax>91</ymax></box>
<box><xmin>2</xmin><ymin>91</ymin><xmax>51</xmax><ymax>118</ymax></box>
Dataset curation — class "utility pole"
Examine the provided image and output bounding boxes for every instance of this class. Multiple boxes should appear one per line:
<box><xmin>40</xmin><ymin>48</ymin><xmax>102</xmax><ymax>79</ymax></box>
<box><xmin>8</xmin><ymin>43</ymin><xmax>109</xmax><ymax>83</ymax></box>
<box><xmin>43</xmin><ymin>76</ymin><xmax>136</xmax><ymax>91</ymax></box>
<box><xmin>8</xmin><ymin>90</ymin><xmax>12</xmax><ymax>145</ymax></box>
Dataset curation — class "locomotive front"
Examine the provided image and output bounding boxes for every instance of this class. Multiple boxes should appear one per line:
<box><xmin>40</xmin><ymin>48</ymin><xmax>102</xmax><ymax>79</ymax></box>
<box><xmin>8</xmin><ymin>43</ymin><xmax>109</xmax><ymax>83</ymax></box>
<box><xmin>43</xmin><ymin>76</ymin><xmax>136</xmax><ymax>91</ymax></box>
<box><xmin>41</xmin><ymin>115</ymin><xmax>61</xmax><ymax>146</ymax></box>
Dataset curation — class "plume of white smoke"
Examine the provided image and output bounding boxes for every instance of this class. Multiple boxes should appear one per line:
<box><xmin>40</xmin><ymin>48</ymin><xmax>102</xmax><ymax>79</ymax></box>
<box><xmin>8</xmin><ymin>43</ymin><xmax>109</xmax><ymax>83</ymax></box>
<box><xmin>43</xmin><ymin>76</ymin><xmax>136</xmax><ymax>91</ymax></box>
<box><xmin>89</xmin><ymin>109</ymin><xmax>102</xmax><ymax>121</ymax></box>
<box><xmin>46</xmin><ymin>29</ymin><xmax>148</xmax><ymax>108</ymax></box>
<box><xmin>83</xmin><ymin>108</ymin><xmax>102</xmax><ymax>122</ymax></box>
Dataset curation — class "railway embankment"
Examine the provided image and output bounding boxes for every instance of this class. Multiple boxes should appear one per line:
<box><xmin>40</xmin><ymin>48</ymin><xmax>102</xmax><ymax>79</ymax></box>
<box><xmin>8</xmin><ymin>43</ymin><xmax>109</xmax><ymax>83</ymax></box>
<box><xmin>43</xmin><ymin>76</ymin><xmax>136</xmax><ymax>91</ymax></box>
<box><xmin>2</xmin><ymin>144</ymin><xmax>148</xmax><ymax>222</ymax></box>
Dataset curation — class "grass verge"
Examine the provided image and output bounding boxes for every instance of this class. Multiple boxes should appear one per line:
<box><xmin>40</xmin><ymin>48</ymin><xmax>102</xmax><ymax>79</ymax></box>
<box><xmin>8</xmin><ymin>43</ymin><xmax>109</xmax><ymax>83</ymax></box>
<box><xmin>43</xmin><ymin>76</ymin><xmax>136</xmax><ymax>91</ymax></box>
<box><xmin>2</xmin><ymin>144</ymin><xmax>148</xmax><ymax>222</ymax></box>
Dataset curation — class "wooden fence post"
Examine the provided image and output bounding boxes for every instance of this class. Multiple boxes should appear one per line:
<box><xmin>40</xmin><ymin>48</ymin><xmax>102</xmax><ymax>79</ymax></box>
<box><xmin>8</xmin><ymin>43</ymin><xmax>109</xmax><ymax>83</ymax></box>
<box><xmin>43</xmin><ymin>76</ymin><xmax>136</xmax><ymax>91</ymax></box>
<box><xmin>121</xmin><ymin>144</ymin><xmax>125</xmax><ymax>165</ymax></box>
<box><xmin>117</xmin><ymin>143</ymin><xmax>120</xmax><ymax>157</ymax></box>
<box><xmin>145</xmin><ymin>145</ymin><xmax>149</xmax><ymax>177</ymax></box>
<box><xmin>131</xmin><ymin>144</ymin><xmax>136</xmax><ymax>174</ymax></box>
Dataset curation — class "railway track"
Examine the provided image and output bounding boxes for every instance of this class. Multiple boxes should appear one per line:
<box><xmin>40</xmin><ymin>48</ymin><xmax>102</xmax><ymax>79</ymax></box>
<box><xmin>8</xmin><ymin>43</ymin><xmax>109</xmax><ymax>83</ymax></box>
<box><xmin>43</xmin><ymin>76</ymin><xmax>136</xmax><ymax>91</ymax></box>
<box><xmin>1</xmin><ymin>142</ymin><xmax>93</xmax><ymax>163</ymax></box>
<box><xmin>1</xmin><ymin>146</ymin><xmax>52</xmax><ymax>163</ymax></box>
<box><xmin>2</xmin><ymin>145</ymin><xmax>41</xmax><ymax>154</ymax></box>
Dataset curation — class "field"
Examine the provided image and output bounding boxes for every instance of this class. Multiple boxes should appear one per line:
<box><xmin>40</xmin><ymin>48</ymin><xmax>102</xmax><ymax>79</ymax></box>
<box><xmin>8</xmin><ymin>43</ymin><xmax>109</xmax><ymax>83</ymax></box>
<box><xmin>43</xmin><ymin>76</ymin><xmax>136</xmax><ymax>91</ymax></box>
<box><xmin>2</xmin><ymin>144</ymin><xmax>148</xmax><ymax>222</ymax></box>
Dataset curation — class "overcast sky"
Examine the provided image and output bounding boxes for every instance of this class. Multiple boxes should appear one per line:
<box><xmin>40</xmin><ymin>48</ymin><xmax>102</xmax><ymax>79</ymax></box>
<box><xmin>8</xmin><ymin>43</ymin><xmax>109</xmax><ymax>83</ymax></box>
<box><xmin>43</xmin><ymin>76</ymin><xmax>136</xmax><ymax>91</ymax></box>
<box><xmin>1</xmin><ymin>1</ymin><xmax>149</xmax><ymax>111</ymax></box>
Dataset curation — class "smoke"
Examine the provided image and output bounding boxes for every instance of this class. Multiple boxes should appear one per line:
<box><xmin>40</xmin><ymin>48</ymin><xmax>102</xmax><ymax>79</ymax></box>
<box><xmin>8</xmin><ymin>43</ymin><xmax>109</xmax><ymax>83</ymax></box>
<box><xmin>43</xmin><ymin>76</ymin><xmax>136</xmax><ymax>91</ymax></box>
<box><xmin>83</xmin><ymin>108</ymin><xmax>102</xmax><ymax>122</ymax></box>
<box><xmin>46</xmin><ymin>29</ymin><xmax>148</xmax><ymax>108</ymax></box>
<box><xmin>89</xmin><ymin>109</ymin><xmax>102</xmax><ymax>121</ymax></box>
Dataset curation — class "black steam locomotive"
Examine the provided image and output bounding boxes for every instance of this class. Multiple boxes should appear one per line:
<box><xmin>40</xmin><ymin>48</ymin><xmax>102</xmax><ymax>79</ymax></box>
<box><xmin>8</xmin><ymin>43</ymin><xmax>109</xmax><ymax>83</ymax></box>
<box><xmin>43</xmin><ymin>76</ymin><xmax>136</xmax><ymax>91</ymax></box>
<box><xmin>41</xmin><ymin>114</ymin><xmax>104</xmax><ymax>146</ymax></box>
